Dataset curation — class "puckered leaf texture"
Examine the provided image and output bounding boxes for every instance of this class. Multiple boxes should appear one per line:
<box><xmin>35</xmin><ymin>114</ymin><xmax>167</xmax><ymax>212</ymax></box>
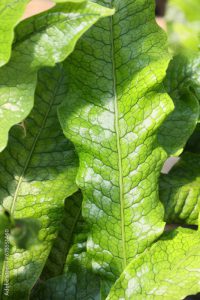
<box><xmin>160</xmin><ymin>153</ymin><xmax>200</xmax><ymax>225</ymax></box>
<box><xmin>107</xmin><ymin>228</ymin><xmax>200</xmax><ymax>300</ymax></box>
<box><xmin>0</xmin><ymin>65</ymin><xmax>78</xmax><ymax>299</ymax></box>
<box><xmin>0</xmin><ymin>0</ymin><xmax>114</xmax><ymax>152</ymax></box>
<box><xmin>31</xmin><ymin>192</ymin><xmax>101</xmax><ymax>300</ymax></box>
<box><xmin>159</xmin><ymin>0</ymin><xmax>200</xmax><ymax>227</ymax></box>
<box><xmin>158</xmin><ymin>54</ymin><xmax>200</xmax><ymax>155</ymax></box>
<box><xmin>58</xmin><ymin>0</ymin><xmax>190</xmax><ymax>293</ymax></box>
<box><xmin>0</xmin><ymin>0</ymin><xmax>30</xmax><ymax>67</ymax></box>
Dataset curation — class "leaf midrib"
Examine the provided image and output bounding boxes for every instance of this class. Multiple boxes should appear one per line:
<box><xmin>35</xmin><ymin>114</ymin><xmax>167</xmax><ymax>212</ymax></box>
<box><xmin>110</xmin><ymin>12</ymin><xmax>127</xmax><ymax>268</ymax></box>
<box><xmin>0</xmin><ymin>71</ymin><xmax>64</xmax><ymax>297</ymax></box>
<box><xmin>10</xmin><ymin>73</ymin><xmax>64</xmax><ymax>214</ymax></box>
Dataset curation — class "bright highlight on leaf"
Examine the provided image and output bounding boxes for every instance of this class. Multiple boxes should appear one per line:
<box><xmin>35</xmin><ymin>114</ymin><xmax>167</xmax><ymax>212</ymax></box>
<box><xmin>107</xmin><ymin>227</ymin><xmax>200</xmax><ymax>300</ymax></box>
<box><xmin>0</xmin><ymin>64</ymin><xmax>79</xmax><ymax>298</ymax></box>
<box><xmin>58</xmin><ymin>1</ymin><xmax>200</xmax><ymax>297</ymax></box>
<box><xmin>58</xmin><ymin>0</ymin><xmax>189</xmax><ymax>292</ymax></box>
<box><xmin>0</xmin><ymin>0</ymin><xmax>200</xmax><ymax>299</ymax></box>
<box><xmin>0</xmin><ymin>0</ymin><xmax>114</xmax><ymax>153</ymax></box>
<box><xmin>0</xmin><ymin>0</ymin><xmax>30</xmax><ymax>67</ymax></box>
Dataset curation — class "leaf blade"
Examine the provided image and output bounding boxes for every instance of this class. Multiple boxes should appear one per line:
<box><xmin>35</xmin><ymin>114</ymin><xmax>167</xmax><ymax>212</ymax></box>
<box><xmin>0</xmin><ymin>64</ymin><xmax>78</xmax><ymax>299</ymax></box>
<box><xmin>107</xmin><ymin>228</ymin><xmax>200</xmax><ymax>300</ymax></box>
<box><xmin>31</xmin><ymin>192</ymin><xmax>101</xmax><ymax>300</ymax></box>
<box><xmin>0</xmin><ymin>0</ymin><xmax>114</xmax><ymax>152</ymax></box>
<box><xmin>58</xmin><ymin>0</ymin><xmax>182</xmax><ymax>289</ymax></box>
<box><xmin>158</xmin><ymin>54</ymin><xmax>200</xmax><ymax>156</ymax></box>
<box><xmin>0</xmin><ymin>0</ymin><xmax>30</xmax><ymax>67</ymax></box>
<box><xmin>160</xmin><ymin>153</ymin><xmax>200</xmax><ymax>225</ymax></box>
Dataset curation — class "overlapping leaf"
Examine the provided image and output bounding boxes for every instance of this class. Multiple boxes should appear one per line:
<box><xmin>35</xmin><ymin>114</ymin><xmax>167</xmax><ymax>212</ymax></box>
<box><xmin>107</xmin><ymin>227</ymin><xmax>200</xmax><ymax>300</ymax></box>
<box><xmin>0</xmin><ymin>0</ymin><xmax>114</xmax><ymax>152</ymax></box>
<box><xmin>0</xmin><ymin>65</ymin><xmax>79</xmax><ymax>299</ymax></box>
<box><xmin>58</xmin><ymin>0</ymin><xmax>191</xmax><ymax>293</ymax></box>
<box><xmin>165</xmin><ymin>0</ymin><xmax>200</xmax><ymax>113</ymax></box>
<box><xmin>166</xmin><ymin>0</ymin><xmax>200</xmax><ymax>51</ymax></box>
<box><xmin>160</xmin><ymin>153</ymin><xmax>200</xmax><ymax>225</ymax></box>
<box><xmin>31</xmin><ymin>192</ymin><xmax>100</xmax><ymax>300</ymax></box>
<box><xmin>159</xmin><ymin>0</ymin><xmax>200</xmax><ymax>226</ymax></box>
<box><xmin>0</xmin><ymin>0</ymin><xmax>30</xmax><ymax>67</ymax></box>
<box><xmin>158</xmin><ymin>54</ymin><xmax>200</xmax><ymax>155</ymax></box>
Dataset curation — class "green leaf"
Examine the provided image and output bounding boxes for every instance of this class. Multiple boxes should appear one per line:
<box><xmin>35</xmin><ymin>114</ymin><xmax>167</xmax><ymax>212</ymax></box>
<box><xmin>0</xmin><ymin>0</ymin><xmax>30</xmax><ymax>67</ymax></box>
<box><xmin>31</xmin><ymin>192</ymin><xmax>101</xmax><ymax>300</ymax></box>
<box><xmin>160</xmin><ymin>153</ymin><xmax>200</xmax><ymax>225</ymax></box>
<box><xmin>0</xmin><ymin>0</ymin><xmax>114</xmax><ymax>153</ymax></box>
<box><xmin>159</xmin><ymin>4</ymin><xmax>200</xmax><ymax>227</ymax></box>
<box><xmin>58</xmin><ymin>0</ymin><xmax>187</xmax><ymax>290</ymax></box>
<box><xmin>166</xmin><ymin>0</ymin><xmax>200</xmax><ymax>52</ymax></box>
<box><xmin>40</xmin><ymin>191</ymin><xmax>83</xmax><ymax>280</ymax></box>
<box><xmin>158</xmin><ymin>54</ymin><xmax>200</xmax><ymax>155</ymax></box>
<box><xmin>165</xmin><ymin>54</ymin><xmax>200</xmax><ymax>103</ymax></box>
<box><xmin>107</xmin><ymin>227</ymin><xmax>200</xmax><ymax>300</ymax></box>
<box><xmin>0</xmin><ymin>65</ymin><xmax>78</xmax><ymax>299</ymax></box>
<box><xmin>161</xmin><ymin>0</ymin><xmax>200</xmax><ymax>154</ymax></box>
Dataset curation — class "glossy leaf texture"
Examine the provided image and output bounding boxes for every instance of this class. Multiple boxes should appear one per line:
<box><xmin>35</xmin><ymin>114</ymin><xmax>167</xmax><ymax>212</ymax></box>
<box><xmin>0</xmin><ymin>65</ymin><xmax>79</xmax><ymax>299</ymax></box>
<box><xmin>160</xmin><ymin>153</ymin><xmax>200</xmax><ymax>225</ymax></box>
<box><xmin>107</xmin><ymin>227</ymin><xmax>200</xmax><ymax>300</ymax></box>
<box><xmin>166</xmin><ymin>0</ymin><xmax>200</xmax><ymax>51</ymax></box>
<box><xmin>31</xmin><ymin>192</ymin><xmax>101</xmax><ymax>300</ymax></box>
<box><xmin>0</xmin><ymin>0</ymin><xmax>30</xmax><ymax>67</ymax></box>
<box><xmin>58</xmin><ymin>0</ymin><xmax>190</xmax><ymax>290</ymax></box>
<box><xmin>0</xmin><ymin>0</ymin><xmax>114</xmax><ymax>152</ymax></box>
